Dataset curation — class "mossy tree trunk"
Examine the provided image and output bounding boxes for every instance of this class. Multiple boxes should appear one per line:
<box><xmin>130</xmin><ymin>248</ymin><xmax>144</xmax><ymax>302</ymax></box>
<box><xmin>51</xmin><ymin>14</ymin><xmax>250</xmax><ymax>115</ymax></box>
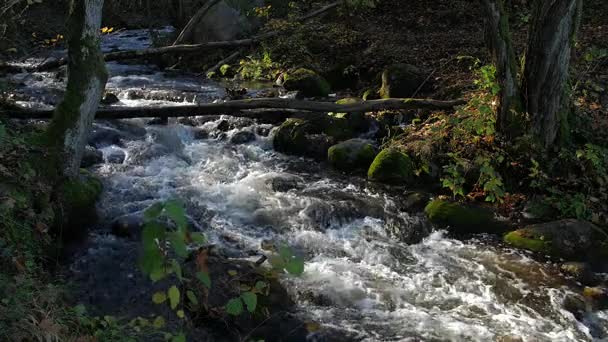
<box><xmin>46</xmin><ymin>0</ymin><xmax>108</xmax><ymax>178</ymax></box>
<box><xmin>522</xmin><ymin>0</ymin><xmax>583</xmax><ymax>148</ymax></box>
<box><xmin>480</xmin><ymin>0</ymin><xmax>521</xmax><ymax>137</ymax></box>
<box><xmin>480</xmin><ymin>0</ymin><xmax>583</xmax><ymax>148</ymax></box>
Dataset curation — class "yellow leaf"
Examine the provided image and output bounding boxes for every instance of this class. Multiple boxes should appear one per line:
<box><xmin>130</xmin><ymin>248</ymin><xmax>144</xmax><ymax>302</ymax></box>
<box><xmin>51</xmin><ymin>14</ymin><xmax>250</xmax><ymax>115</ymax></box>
<box><xmin>107</xmin><ymin>27</ymin><xmax>114</xmax><ymax>33</ymax></box>
<box><xmin>228</xmin><ymin>270</ymin><xmax>238</xmax><ymax>276</ymax></box>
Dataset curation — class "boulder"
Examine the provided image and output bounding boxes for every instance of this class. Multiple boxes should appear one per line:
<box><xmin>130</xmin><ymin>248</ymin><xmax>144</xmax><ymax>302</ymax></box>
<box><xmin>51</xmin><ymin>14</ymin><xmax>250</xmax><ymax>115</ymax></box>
<box><xmin>379</xmin><ymin>64</ymin><xmax>426</xmax><ymax>99</ymax></box>
<box><xmin>503</xmin><ymin>219</ymin><xmax>608</xmax><ymax>260</ymax></box>
<box><xmin>424</xmin><ymin>199</ymin><xmax>501</xmax><ymax>234</ymax></box>
<box><xmin>192</xmin><ymin>0</ymin><xmax>263</xmax><ymax>43</ymax></box>
<box><xmin>273</xmin><ymin>117</ymin><xmax>354</xmax><ymax>160</ymax></box>
<box><xmin>367</xmin><ymin>148</ymin><xmax>414</xmax><ymax>184</ymax></box>
<box><xmin>560</xmin><ymin>262</ymin><xmax>597</xmax><ymax>285</ymax></box>
<box><xmin>106</xmin><ymin>149</ymin><xmax>126</xmax><ymax>164</ymax></box>
<box><xmin>81</xmin><ymin>145</ymin><xmax>103</xmax><ymax>168</ymax></box>
<box><xmin>111</xmin><ymin>214</ymin><xmax>144</xmax><ymax>239</ymax></box>
<box><xmin>193</xmin><ymin>128</ymin><xmax>209</xmax><ymax>140</ymax></box>
<box><xmin>327</xmin><ymin>139</ymin><xmax>376</xmax><ymax>172</ymax></box>
<box><xmin>282</xmin><ymin>68</ymin><xmax>331</xmax><ymax>97</ymax></box>
<box><xmin>100</xmin><ymin>93</ymin><xmax>120</xmax><ymax>105</ymax></box>
<box><xmin>230</xmin><ymin>130</ymin><xmax>256</xmax><ymax>144</ymax></box>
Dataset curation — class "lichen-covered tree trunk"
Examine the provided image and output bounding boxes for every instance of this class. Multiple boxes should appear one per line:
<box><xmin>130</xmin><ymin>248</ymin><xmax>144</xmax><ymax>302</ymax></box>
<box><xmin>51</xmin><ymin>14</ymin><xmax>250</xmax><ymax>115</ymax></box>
<box><xmin>46</xmin><ymin>0</ymin><xmax>108</xmax><ymax>178</ymax></box>
<box><xmin>480</xmin><ymin>0</ymin><xmax>521</xmax><ymax>137</ymax></box>
<box><xmin>522</xmin><ymin>0</ymin><xmax>583</xmax><ymax>148</ymax></box>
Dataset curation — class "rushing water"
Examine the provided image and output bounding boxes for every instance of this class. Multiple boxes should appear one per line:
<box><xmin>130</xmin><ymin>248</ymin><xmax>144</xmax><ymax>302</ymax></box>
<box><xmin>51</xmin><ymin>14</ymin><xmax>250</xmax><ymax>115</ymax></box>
<box><xmin>5</xmin><ymin>28</ymin><xmax>608</xmax><ymax>341</ymax></box>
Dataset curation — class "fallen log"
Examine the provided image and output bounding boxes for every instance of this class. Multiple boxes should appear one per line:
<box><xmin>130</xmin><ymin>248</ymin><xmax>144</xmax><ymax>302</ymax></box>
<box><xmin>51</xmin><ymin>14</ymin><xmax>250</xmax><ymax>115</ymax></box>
<box><xmin>4</xmin><ymin>97</ymin><xmax>466</xmax><ymax>120</ymax></box>
<box><xmin>1</xmin><ymin>1</ymin><xmax>343</xmax><ymax>74</ymax></box>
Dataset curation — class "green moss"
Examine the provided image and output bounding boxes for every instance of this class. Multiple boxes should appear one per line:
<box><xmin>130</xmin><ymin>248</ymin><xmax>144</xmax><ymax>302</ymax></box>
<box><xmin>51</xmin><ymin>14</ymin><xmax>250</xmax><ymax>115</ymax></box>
<box><xmin>504</xmin><ymin>230</ymin><xmax>552</xmax><ymax>253</ymax></box>
<box><xmin>328</xmin><ymin>139</ymin><xmax>376</xmax><ymax>171</ymax></box>
<box><xmin>283</xmin><ymin>68</ymin><xmax>331</xmax><ymax>97</ymax></box>
<box><xmin>367</xmin><ymin>148</ymin><xmax>414</xmax><ymax>184</ymax></box>
<box><xmin>424</xmin><ymin>199</ymin><xmax>498</xmax><ymax>234</ymax></box>
<box><xmin>58</xmin><ymin>170</ymin><xmax>103</xmax><ymax>234</ymax></box>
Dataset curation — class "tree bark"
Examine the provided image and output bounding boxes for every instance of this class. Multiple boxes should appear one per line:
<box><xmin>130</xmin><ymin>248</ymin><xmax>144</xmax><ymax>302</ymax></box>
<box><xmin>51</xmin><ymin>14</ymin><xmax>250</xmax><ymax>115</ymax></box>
<box><xmin>7</xmin><ymin>97</ymin><xmax>466</xmax><ymax>120</ymax></box>
<box><xmin>479</xmin><ymin>0</ymin><xmax>521</xmax><ymax>136</ymax></box>
<box><xmin>45</xmin><ymin>0</ymin><xmax>108</xmax><ymax>178</ymax></box>
<box><xmin>522</xmin><ymin>0</ymin><xmax>583</xmax><ymax>148</ymax></box>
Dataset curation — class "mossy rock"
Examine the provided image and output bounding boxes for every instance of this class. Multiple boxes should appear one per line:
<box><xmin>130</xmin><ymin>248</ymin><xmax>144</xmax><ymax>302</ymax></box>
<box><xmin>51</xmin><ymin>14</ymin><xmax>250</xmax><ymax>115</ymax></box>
<box><xmin>424</xmin><ymin>199</ymin><xmax>500</xmax><ymax>234</ymax></box>
<box><xmin>283</xmin><ymin>68</ymin><xmax>331</xmax><ymax>97</ymax></box>
<box><xmin>503</xmin><ymin>219</ymin><xmax>608</xmax><ymax>260</ymax></box>
<box><xmin>328</xmin><ymin>139</ymin><xmax>376</xmax><ymax>172</ymax></box>
<box><xmin>273</xmin><ymin>118</ymin><xmax>334</xmax><ymax>160</ymax></box>
<box><xmin>379</xmin><ymin>64</ymin><xmax>426</xmax><ymax>99</ymax></box>
<box><xmin>274</xmin><ymin>116</ymin><xmax>355</xmax><ymax>160</ymax></box>
<box><xmin>367</xmin><ymin>148</ymin><xmax>414</xmax><ymax>184</ymax></box>
<box><xmin>57</xmin><ymin>170</ymin><xmax>103</xmax><ymax>237</ymax></box>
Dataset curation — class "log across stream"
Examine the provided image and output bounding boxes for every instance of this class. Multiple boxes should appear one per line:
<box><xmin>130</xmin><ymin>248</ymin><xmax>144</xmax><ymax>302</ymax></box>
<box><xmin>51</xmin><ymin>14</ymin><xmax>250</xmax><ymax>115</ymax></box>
<box><xmin>4</xmin><ymin>27</ymin><xmax>607</xmax><ymax>341</ymax></box>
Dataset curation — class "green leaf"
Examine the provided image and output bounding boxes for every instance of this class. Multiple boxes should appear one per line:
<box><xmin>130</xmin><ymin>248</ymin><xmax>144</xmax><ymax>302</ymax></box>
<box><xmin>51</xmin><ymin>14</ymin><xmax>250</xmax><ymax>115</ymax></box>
<box><xmin>227</xmin><ymin>270</ymin><xmax>238</xmax><ymax>277</ymax></box>
<box><xmin>285</xmin><ymin>256</ymin><xmax>305</xmax><ymax>276</ymax></box>
<box><xmin>171</xmin><ymin>333</ymin><xmax>186</xmax><ymax>342</ymax></box>
<box><xmin>190</xmin><ymin>232</ymin><xmax>207</xmax><ymax>245</ymax></box>
<box><xmin>186</xmin><ymin>290</ymin><xmax>198</xmax><ymax>305</ymax></box>
<box><xmin>268</xmin><ymin>255</ymin><xmax>285</xmax><ymax>270</ymax></box>
<box><xmin>164</xmin><ymin>199</ymin><xmax>188</xmax><ymax>231</ymax></box>
<box><xmin>168</xmin><ymin>286</ymin><xmax>180</xmax><ymax>310</ymax></box>
<box><xmin>153</xmin><ymin>316</ymin><xmax>166</xmax><ymax>329</ymax></box>
<box><xmin>152</xmin><ymin>291</ymin><xmax>167</xmax><ymax>304</ymax></box>
<box><xmin>168</xmin><ymin>231</ymin><xmax>188</xmax><ymax>258</ymax></box>
<box><xmin>225</xmin><ymin>298</ymin><xmax>243</xmax><ymax>316</ymax></box>
<box><xmin>144</xmin><ymin>202</ymin><xmax>164</xmax><ymax>221</ymax></box>
<box><xmin>176</xmin><ymin>309</ymin><xmax>185</xmax><ymax>319</ymax></box>
<box><xmin>195</xmin><ymin>271</ymin><xmax>211</xmax><ymax>288</ymax></box>
<box><xmin>149</xmin><ymin>266</ymin><xmax>168</xmax><ymax>282</ymax></box>
<box><xmin>171</xmin><ymin>259</ymin><xmax>183</xmax><ymax>281</ymax></box>
<box><xmin>254</xmin><ymin>281</ymin><xmax>267</xmax><ymax>291</ymax></box>
<box><xmin>240</xmin><ymin>292</ymin><xmax>257</xmax><ymax>313</ymax></box>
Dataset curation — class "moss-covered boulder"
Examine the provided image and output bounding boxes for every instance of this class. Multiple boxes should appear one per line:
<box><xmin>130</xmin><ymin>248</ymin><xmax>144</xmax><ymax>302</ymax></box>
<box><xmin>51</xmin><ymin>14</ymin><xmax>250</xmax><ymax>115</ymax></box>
<box><xmin>379</xmin><ymin>64</ymin><xmax>426</xmax><ymax>99</ymax></box>
<box><xmin>328</xmin><ymin>139</ymin><xmax>376</xmax><ymax>172</ymax></box>
<box><xmin>57</xmin><ymin>170</ymin><xmax>103</xmax><ymax>237</ymax></box>
<box><xmin>367</xmin><ymin>148</ymin><xmax>414</xmax><ymax>184</ymax></box>
<box><xmin>424</xmin><ymin>199</ymin><xmax>501</xmax><ymax>234</ymax></box>
<box><xmin>274</xmin><ymin>116</ymin><xmax>355</xmax><ymax>160</ymax></box>
<box><xmin>503</xmin><ymin>219</ymin><xmax>608</xmax><ymax>261</ymax></box>
<box><xmin>283</xmin><ymin>68</ymin><xmax>331</xmax><ymax>97</ymax></box>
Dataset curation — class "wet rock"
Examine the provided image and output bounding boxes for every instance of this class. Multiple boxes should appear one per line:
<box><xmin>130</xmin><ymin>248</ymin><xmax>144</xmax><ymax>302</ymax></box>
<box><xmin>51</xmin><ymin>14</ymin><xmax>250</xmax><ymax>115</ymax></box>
<box><xmin>81</xmin><ymin>145</ymin><xmax>103</xmax><ymax>168</ymax></box>
<box><xmin>327</xmin><ymin>139</ymin><xmax>376</xmax><ymax>172</ymax></box>
<box><xmin>367</xmin><ymin>148</ymin><xmax>414</xmax><ymax>184</ymax></box>
<box><xmin>379</xmin><ymin>63</ymin><xmax>427</xmax><ymax>98</ymax></box>
<box><xmin>504</xmin><ymin>219</ymin><xmax>608</xmax><ymax>260</ymax></box>
<box><xmin>424</xmin><ymin>199</ymin><xmax>503</xmax><ymax>234</ymax></box>
<box><xmin>563</xmin><ymin>294</ymin><xmax>588</xmax><ymax>320</ymax></box>
<box><xmin>88</xmin><ymin>127</ymin><xmax>125</xmax><ymax>147</ymax></box>
<box><xmin>267</xmin><ymin>174</ymin><xmax>303</xmax><ymax>192</ymax></box>
<box><xmin>282</xmin><ymin>68</ymin><xmax>331</xmax><ymax>97</ymax></box>
<box><xmin>217</xmin><ymin>119</ymin><xmax>231</xmax><ymax>132</ymax></box>
<box><xmin>401</xmin><ymin>191</ymin><xmax>431</xmax><ymax>212</ymax></box>
<box><xmin>583</xmin><ymin>286</ymin><xmax>608</xmax><ymax>310</ymax></box>
<box><xmin>106</xmin><ymin>149</ymin><xmax>126</xmax><ymax>164</ymax></box>
<box><xmin>193</xmin><ymin>128</ymin><xmax>209</xmax><ymax>140</ymax></box>
<box><xmin>230</xmin><ymin>130</ymin><xmax>256</xmax><ymax>144</ymax></box>
<box><xmin>100</xmin><ymin>92</ymin><xmax>120</xmax><ymax>105</ymax></box>
<box><xmin>561</xmin><ymin>262</ymin><xmax>597</xmax><ymax>285</ymax></box>
<box><xmin>256</xmin><ymin>126</ymin><xmax>271</xmax><ymax>137</ymax></box>
<box><xmin>111</xmin><ymin>214</ymin><xmax>144</xmax><ymax>239</ymax></box>
<box><xmin>273</xmin><ymin>117</ymin><xmax>354</xmax><ymax>160</ymax></box>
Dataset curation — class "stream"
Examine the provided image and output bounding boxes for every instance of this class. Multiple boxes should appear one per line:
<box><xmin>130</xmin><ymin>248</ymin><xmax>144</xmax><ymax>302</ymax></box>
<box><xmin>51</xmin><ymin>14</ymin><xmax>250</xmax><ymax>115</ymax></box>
<box><xmin>5</xmin><ymin>28</ymin><xmax>608</xmax><ymax>341</ymax></box>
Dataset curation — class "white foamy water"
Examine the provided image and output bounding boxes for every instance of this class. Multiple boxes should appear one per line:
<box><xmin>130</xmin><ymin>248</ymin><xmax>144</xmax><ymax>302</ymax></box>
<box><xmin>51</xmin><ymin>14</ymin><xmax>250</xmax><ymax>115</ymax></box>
<box><xmin>85</xmin><ymin>115</ymin><xmax>606</xmax><ymax>341</ymax></box>
<box><xmin>7</xmin><ymin>27</ymin><xmax>606</xmax><ymax>342</ymax></box>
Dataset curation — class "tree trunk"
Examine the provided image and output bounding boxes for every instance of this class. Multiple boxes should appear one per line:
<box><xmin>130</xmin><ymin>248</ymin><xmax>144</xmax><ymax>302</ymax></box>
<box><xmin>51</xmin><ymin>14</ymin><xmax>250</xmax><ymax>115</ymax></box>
<box><xmin>522</xmin><ymin>0</ymin><xmax>583</xmax><ymax>148</ymax></box>
<box><xmin>45</xmin><ymin>0</ymin><xmax>108</xmax><ymax>178</ymax></box>
<box><xmin>480</xmin><ymin>0</ymin><xmax>521</xmax><ymax>136</ymax></box>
